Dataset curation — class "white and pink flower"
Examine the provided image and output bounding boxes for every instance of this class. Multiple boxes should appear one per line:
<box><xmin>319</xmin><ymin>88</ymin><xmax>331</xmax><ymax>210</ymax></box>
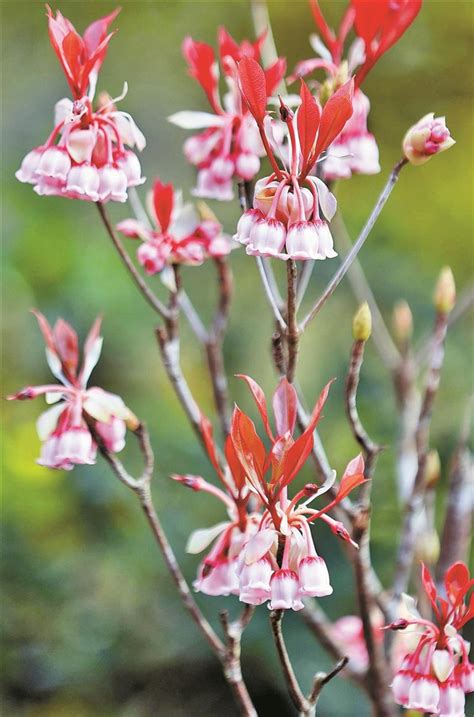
<box><xmin>403</xmin><ymin>113</ymin><xmax>455</xmax><ymax>166</ymax></box>
<box><xmin>168</xmin><ymin>28</ymin><xmax>286</xmax><ymax>200</ymax></box>
<box><xmin>16</xmin><ymin>8</ymin><xmax>145</xmax><ymax>203</ymax></box>
<box><xmin>8</xmin><ymin>312</ymin><xmax>136</xmax><ymax>470</ymax></box>
<box><xmin>386</xmin><ymin>562</ymin><xmax>474</xmax><ymax>716</ymax></box>
<box><xmin>116</xmin><ymin>178</ymin><xmax>233</xmax><ymax>274</ymax></box>
<box><xmin>175</xmin><ymin>376</ymin><xmax>366</xmax><ymax>610</ymax></box>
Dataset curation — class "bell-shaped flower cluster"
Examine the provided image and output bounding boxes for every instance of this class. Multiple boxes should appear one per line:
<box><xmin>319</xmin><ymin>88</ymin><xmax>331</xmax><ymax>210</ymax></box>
<box><xmin>289</xmin><ymin>0</ymin><xmax>421</xmax><ymax>180</ymax></box>
<box><xmin>168</xmin><ymin>28</ymin><xmax>286</xmax><ymax>200</ymax></box>
<box><xmin>235</xmin><ymin>59</ymin><xmax>354</xmax><ymax>260</ymax></box>
<box><xmin>387</xmin><ymin>562</ymin><xmax>474</xmax><ymax>716</ymax></box>
<box><xmin>8</xmin><ymin>312</ymin><xmax>137</xmax><ymax>470</ymax></box>
<box><xmin>16</xmin><ymin>7</ymin><xmax>145</xmax><ymax>203</ymax></box>
<box><xmin>174</xmin><ymin>376</ymin><xmax>366</xmax><ymax>610</ymax></box>
<box><xmin>116</xmin><ymin>178</ymin><xmax>233</xmax><ymax>274</ymax></box>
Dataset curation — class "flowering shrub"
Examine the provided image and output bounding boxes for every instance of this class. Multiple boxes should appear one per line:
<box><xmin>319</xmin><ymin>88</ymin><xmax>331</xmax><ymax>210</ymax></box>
<box><xmin>9</xmin><ymin>2</ymin><xmax>470</xmax><ymax>716</ymax></box>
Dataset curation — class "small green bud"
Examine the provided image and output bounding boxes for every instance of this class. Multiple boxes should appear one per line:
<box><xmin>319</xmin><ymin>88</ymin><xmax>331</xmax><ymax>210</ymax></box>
<box><xmin>433</xmin><ymin>267</ymin><xmax>456</xmax><ymax>315</ymax></box>
<box><xmin>392</xmin><ymin>300</ymin><xmax>413</xmax><ymax>344</ymax></box>
<box><xmin>352</xmin><ymin>302</ymin><xmax>372</xmax><ymax>342</ymax></box>
<box><xmin>424</xmin><ymin>449</ymin><xmax>441</xmax><ymax>489</ymax></box>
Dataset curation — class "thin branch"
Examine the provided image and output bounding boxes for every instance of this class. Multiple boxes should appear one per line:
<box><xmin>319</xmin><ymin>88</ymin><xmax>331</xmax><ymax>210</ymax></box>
<box><xmin>391</xmin><ymin>310</ymin><xmax>450</xmax><ymax>603</ymax></box>
<box><xmin>296</xmin><ymin>260</ymin><xmax>315</xmax><ymax>310</ymax></box>
<box><xmin>436</xmin><ymin>397</ymin><xmax>473</xmax><ymax>587</ymax></box>
<box><xmin>179</xmin><ymin>291</ymin><xmax>209</xmax><ymax>343</ymax></box>
<box><xmin>286</xmin><ymin>259</ymin><xmax>299</xmax><ymax>382</ymax></box>
<box><xmin>220</xmin><ymin>608</ymin><xmax>257</xmax><ymax>717</ymax></box>
<box><xmin>256</xmin><ymin>256</ymin><xmax>287</xmax><ymax>331</ymax></box>
<box><xmin>97</xmin><ymin>202</ymin><xmax>170</xmax><ymax>320</ymax></box>
<box><xmin>309</xmin><ymin>657</ymin><xmax>349</xmax><ymax>705</ymax></box>
<box><xmin>332</xmin><ymin>212</ymin><xmax>401</xmax><ymax>370</ymax></box>
<box><xmin>300</xmin><ymin>159</ymin><xmax>407</xmax><ymax>332</ymax></box>
<box><xmin>344</xmin><ymin>339</ymin><xmax>396</xmax><ymax>717</ymax></box>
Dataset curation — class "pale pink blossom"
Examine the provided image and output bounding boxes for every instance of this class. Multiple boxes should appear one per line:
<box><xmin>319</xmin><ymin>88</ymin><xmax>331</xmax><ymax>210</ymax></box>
<box><xmin>8</xmin><ymin>312</ymin><xmax>135</xmax><ymax>470</ymax></box>
<box><xmin>403</xmin><ymin>113</ymin><xmax>455</xmax><ymax>166</ymax></box>
<box><xmin>116</xmin><ymin>178</ymin><xmax>233</xmax><ymax>274</ymax></box>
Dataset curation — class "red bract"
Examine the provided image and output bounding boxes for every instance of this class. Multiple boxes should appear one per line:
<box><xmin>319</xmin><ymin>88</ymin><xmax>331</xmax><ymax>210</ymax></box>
<box><xmin>174</xmin><ymin>376</ymin><xmax>366</xmax><ymax>609</ymax></box>
<box><xmin>116</xmin><ymin>178</ymin><xmax>233</xmax><ymax>274</ymax></box>
<box><xmin>47</xmin><ymin>5</ymin><xmax>120</xmax><ymax>99</ymax></box>
<box><xmin>353</xmin><ymin>0</ymin><xmax>422</xmax><ymax>86</ymax></box>
<box><xmin>169</xmin><ymin>28</ymin><xmax>286</xmax><ymax>200</ymax></box>
<box><xmin>388</xmin><ymin>562</ymin><xmax>474</xmax><ymax>715</ymax></box>
<box><xmin>235</xmin><ymin>61</ymin><xmax>353</xmax><ymax>260</ymax></box>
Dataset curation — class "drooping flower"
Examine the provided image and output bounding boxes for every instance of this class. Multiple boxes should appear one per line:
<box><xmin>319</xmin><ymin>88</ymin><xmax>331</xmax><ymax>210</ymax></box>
<box><xmin>16</xmin><ymin>8</ymin><xmax>145</xmax><ymax>203</ymax></box>
<box><xmin>288</xmin><ymin>0</ymin><xmax>422</xmax><ymax>180</ymax></box>
<box><xmin>235</xmin><ymin>59</ymin><xmax>353</xmax><ymax>260</ymax></box>
<box><xmin>7</xmin><ymin>312</ymin><xmax>137</xmax><ymax>470</ymax></box>
<box><xmin>387</xmin><ymin>562</ymin><xmax>474</xmax><ymax>716</ymax></box>
<box><xmin>116</xmin><ymin>178</ymin><xmax>233</xmax><ymax>274</ymax></box>
<box><xmin>330</xmin><ymin>613</ymin><xmax>384</xmax><ymax>673</ymax></box>
<box><xmin>168</xmin><ymin>28</ymin><xmax>286</xmax><ymax>200</ymax></box>
<box><xmin>175</xmin><ymin>375</ymin><xmax>366</xmax><ymax>609</ymax></box>
<box><xmin>403</xmin><ymin>113</ymin><xmax>455</xmax><ymax>166</ymax></box>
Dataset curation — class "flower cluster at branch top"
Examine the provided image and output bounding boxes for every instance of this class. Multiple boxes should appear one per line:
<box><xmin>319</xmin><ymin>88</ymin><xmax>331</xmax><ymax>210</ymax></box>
<box><xmin>289</xmin><ymin>0</ymin><xmax>422</xmax><ymax>180</ymax></box>
<box><xmin>168</xmin><ymin>28</ymin><xmax>286</xmax><ymax>201</ymax></box>
<box><xmin>234</xmin><ymin>57</ymin><xmax>354</xmax><ymax>261</ymax></box>
<box><xmin>116</xmin><ymin>178</ymin><xmax>233</xmax><ymax>274</ymax></box>
<box><xmin>387</xmin><ymin>562</ymin><xmax>473</xmax><ymax>716</ymax></box>
<box><xmin>8</xmin><ymin>313</ymin><xmax>137</xmax><ymax>470</ymax></box>
<box><xmin>174</xmin><ymin>376</ymin><xmax>366</xmax><ymax>610</ymax></box>
<box><xmin>16</xmin><ymin>7</ymin><xmax>145</xmax><ymax>203</ymax></box>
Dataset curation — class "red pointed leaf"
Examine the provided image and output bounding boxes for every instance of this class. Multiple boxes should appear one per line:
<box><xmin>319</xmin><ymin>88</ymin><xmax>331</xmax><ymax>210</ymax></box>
<box><xmin>230</xmin><ymin>406</ymin><xmax>267</xmax><ymax>490</ymax></box>
<box><xmin>62</xmin><ymin>31</ymin><xmax>85</xmax><ymax>92</ymax></box>
<box><xmin>297</xmin><ymin>80</ymin><xmax>321</xmax><ymax>171</ymax></box>
<box><xmin>236</xmin><ymin>374</ymin><xmax>274</xmax><ymax>440</ymax></box>
<box><xmin>264</xmin><ymin>57</ymin><xmax>286</xmax><ymax>96</ymax></box>
<box><xmin>224</xmin><ymin>433</ymin><xmax>246</xmax><ymax>491</ymax></box>
<box><xmin>309</xmin><ymin>0</ymin><xmax>337</xmax><ymax>54</ymax></box>
<box><xmin>421</xmin><ymin>562</ymin><xmax>439</xmax><ymax>608</ymax></box>
<box><xmin>304</xmin><ymin>379</ymin><xmax>335</xmax><ymax>436</ymax></box>
<box><xmin>352</xmin><ymin>0</ymin><xmax>388</xmax><ymax>44</ymax></box>
<box><xmin>272</xmin><ymin>377</ymin><xmax>297</xmax><ymax>437</ymax></box>
<box><xmin>53</xmin><ymin>319</ymin><xmax>79</xmax><ymax>377</ymax></box>
<box><xmin>217</xmin><ymin>26</ymin><xmax>241</xmax><ymax>67</ymax></box>
<box><xmin>238</xmin><ymin>56</ymin><xmax>267</xmax><ymax>124</ymax></box>
<box><xmin>199</xmin><ymin>414</ymin><xmax>224</xmax><ymax>480</ymax></box>
<box><xmin>445</xmin><ymin>562</ymin><xmax>470</xmax><ymax>604</ymax></box>
<box><xmin>336</xmin><ymin>454</ymin><xmax>367</xmax><ymax>500</ymax></box>
<box><xmin>182</xmin><ymin>37</ymin><xmax>220</xmax><ymax>112</ymax></box>
<box><xmin>31</xmin><ymin>309</ymin><xmax>55</xmax><ymax>353</ymax></box>
<box><xmin>152</xmin><ymin>179</ymin><xmax>174</xmax><ymax>233</ymax></box>
<box><xmin>314</xmin><ymin>79</ymin><xmax>354</xmax><ymax>158</ymax></box>
<box><xmin>278</xmin><ymin>429</ymin><xmax>314</xmax><ymax>489</ymax></box>
<box><xmin>83</xmin><ymin>7</ymin><xmax>120</xmax><ymax>55</ymax></box>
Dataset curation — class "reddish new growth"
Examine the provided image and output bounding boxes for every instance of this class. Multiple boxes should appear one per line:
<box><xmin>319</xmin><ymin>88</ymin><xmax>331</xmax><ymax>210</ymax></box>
<box><xmin>16</xmin><ymin>7</ymin><xmax>145</xmax><ymax>203</ymax></box>
<box><xmin>168</xmin><ymin>27</ymin><xmax>286</xmax><ymax>200</ymax></box>
<box><xmin>235</xmin><ymin>56</ymin><xmax>353</xmax><ymax>260</ymax></box>
<box><xmin>174</xmin><ymin>376</ymin><xmax>365</xmax><ymax>610</ymax></box>
<box><xmin>388</xmin><ymin>562</ymin><xmax>473</xmax><ymax>716</ymax></box>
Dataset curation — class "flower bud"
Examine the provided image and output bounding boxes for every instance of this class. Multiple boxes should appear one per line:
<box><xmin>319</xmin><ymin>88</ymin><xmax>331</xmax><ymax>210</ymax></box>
<box><xmin>424</xmin><ymin>449</ymin><xmax>441</xmax><ymax>489</ymax></box>
<box><xmin>403</xmin><ymin>113</ymin><xmax>455</xmax><ymax>166</ymax></box>
<box><xmin>433</xmin><ymin>267</ymin><xmax>456</xmax><ymax>314</ymax></box>
<box><xmin>393</xmin><ymin>300</ymin><xmax>413</xmax><ymax>344</ymax></box>
<box><xmin>352</xmin><ymin>302</ymin><xmax>372</xmax><ymax>342</ymax></box>
<box><xmin>415</xmin><ymin>529</ymin><xmax>440</xmax><ymax>565</ymax></box>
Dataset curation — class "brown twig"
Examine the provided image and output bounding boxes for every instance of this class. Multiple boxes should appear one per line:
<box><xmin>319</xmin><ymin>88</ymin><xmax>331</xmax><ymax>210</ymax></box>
<box><xmin>97</xmin><ymin>202</ymin><xmax>170</xmax><ymax>320</ymax></box>
<box><xmin>270</xmin><ymin>610</ymin><xmax>348</xmax><ymax>716</ymax></box>
<box><xmin>436</xmin><ymin>397</ymin><xmax>473</xmax><ymax>588</ymax></box>
<box><xmin>90</xmin><ymin>421</ymin><xmax>257</xmax><ymax>716</ymax></box>
<box><xmin>391</xmin><ymin>310</ymin><xmax>450</xmax><ymax>603</ymax></box>
<box><xmin>344</xmin><ymin>339</ymin><xmax>396</xmax><ymax>717</ymax></box>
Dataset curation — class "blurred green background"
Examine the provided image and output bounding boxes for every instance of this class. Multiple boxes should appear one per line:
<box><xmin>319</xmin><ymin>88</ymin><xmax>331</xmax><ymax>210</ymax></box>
<box><xmin>2</xmin><ymin>1</ymin><xmax>473</xmax><ymax>715</ymax></box>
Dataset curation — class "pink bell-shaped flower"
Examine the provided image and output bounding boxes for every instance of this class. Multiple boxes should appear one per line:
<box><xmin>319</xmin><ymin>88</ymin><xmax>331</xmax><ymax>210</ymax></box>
<box><xmin>36</xmin><ymin>146</ymin><xmax>71</xmax><ymax>182</ymax></box>
<box><xmin>407</xmin><ymin>676</ymin><xmax>440</xmax><ymax>713</ymax></box>
<box><xmin>285</xmin><ymin>221</ymin><xmax>320</xmax><ymax>261</ymax></box>
<box><xmin>55</xmin><ymin>427</ymin><xmax>97</xmax><ymax>466</ymax></box>
<box><xmin>65</xmin><ymin>163</ymin><xmax>100</xmax><ymax>201</ymax></box>
<box><xmin>235</xmin><ymin>152</ymin><xmax>260</xmax><ymax>181</ymax></box>
<box><xmin>194</xmin><ymin>559</ymin><xmax>239</xmax><ymax>597</ymax></box>
<box><xmin>438</xmin><ymin>680</ymin><xmax>465</xmax><ymax>717</ymax></box>
<box><xmin>298</xmin><ymin>556</ymin><xmax>333</xmax><ymax>597</ymax></box>
<box><xmin>246</xmin><ymin>217</ymin><xmax>287</xmax><ymax>258</ymax></box>
<box><xmin>98</xmin><ymin>165</ymin><xmax>128</xmax><ymax>202</ymax></box>
<box><xmin>234</xmin><ymin>208</ymin><xmax>264</xmax><ymax>245</ymax></box>
<box><xmin>269</xmin><ymin>569</ymin><xmax>304</xmax><ymax>611</ymax></box>
<box><xmin>239</xmin><ymin>557</ymin><xmax>272</xmax><ymax>605</ymax></box>
<box><xmin>95</xmin><ymin>417</ymin><xmax>127</xmax><ymax>453</ymax></box>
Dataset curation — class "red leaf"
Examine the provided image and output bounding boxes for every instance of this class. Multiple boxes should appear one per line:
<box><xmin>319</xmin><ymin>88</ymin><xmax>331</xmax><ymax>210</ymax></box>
<box><xmin>272</xmin><ymin>377</ymin><xmax>297</xmax><ymax>437</ymax></box>
<box><xmin>236</xmin><ymin>374</ymin><xmax>274</xmax><ymax>440</ymax></box>
<box><xmin>305</xmin><ymin>379</ymin><xmax>334</xmax><ymax>435</ymax></box>
<box><xmin>224</xmin><ymin>434</ymin><xmax>246</xmax><ymax>491</ymax></box>
<box><xmin>445</xmin><ymin>562</ymin><xmax>470</xmax><ymax>604</ymax></box>
<box><xmin>230</xmin><ymin>406</ymin><xmax>267</xmax><ymax>490</ymax></box>
<box><xmin>152</xmin><ymin>179</ymin><xmax>174</xmax><ymax>233</ymax></box>
<box><xmin>182</xmin><ymin>37</ymin><xmax>220</xmax><ymax>113</ymax></box>
<box><xmin>62</xmin><ymin>31</ymin><xmax>85</xmax><ymax>92</ymax></box>
<box><xmin>83</xmin><ymin>7</ymin><xmax>120</xmax><ymax>55</ymax></box>
<box><xmin>53</xmin><ymin>318</ymin><xmax>79</xmax><ymax>378</ymax></box>
<box><xmin>309</xmin><ymin>0</ymin><xmax>337</xmax><ymax>55</ymax></box>
<box><xmin>352</xmin><ymin>0</ymin><xmax>388</xmax><ymax>45</ymax></box>
<box><xmin>314</xmin><ymin>79</ymin><xmax>354</xmax><ymax>158</ymax></box>
<box><xmin>217</xmin><ymin>26</ymin><xmax>241</xmax><ymax>67</ymax></box>
<box><xmin>297</xmin><ymin>80</ymin><xmax>321</xmax><ymax>172</ymax></box>
<box><xmin>238</xmin><ymin>56</ymin><xmax>267</xmax><ymax>124</ymax></box>
<box><xmin>199</xmin><ymin>414</ymin><xmax>224</xmax><ymax>481</ymax></box>
<box><xmin>336</xmin><ymin>454</ymin><xmax>367</xmax><ymax>501</ymax></box>
<box><xmin>31</xmin><ymin>309</ymin><xmax>55</xmax><ymax>353</ymax></box>
<box><xmin>421</xmin><ymin>562</ymin><xmax>439</xmax><ymax>608</ymax></box>
<box><xmin>278</xmin><ymin>429</ymin><xmax>314</xmax><ymax>489</ymax></box>
<box><xmin>264</xmin><ymin>57</ymin><xmax>287</xmax><ymax>96</ymax></box>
